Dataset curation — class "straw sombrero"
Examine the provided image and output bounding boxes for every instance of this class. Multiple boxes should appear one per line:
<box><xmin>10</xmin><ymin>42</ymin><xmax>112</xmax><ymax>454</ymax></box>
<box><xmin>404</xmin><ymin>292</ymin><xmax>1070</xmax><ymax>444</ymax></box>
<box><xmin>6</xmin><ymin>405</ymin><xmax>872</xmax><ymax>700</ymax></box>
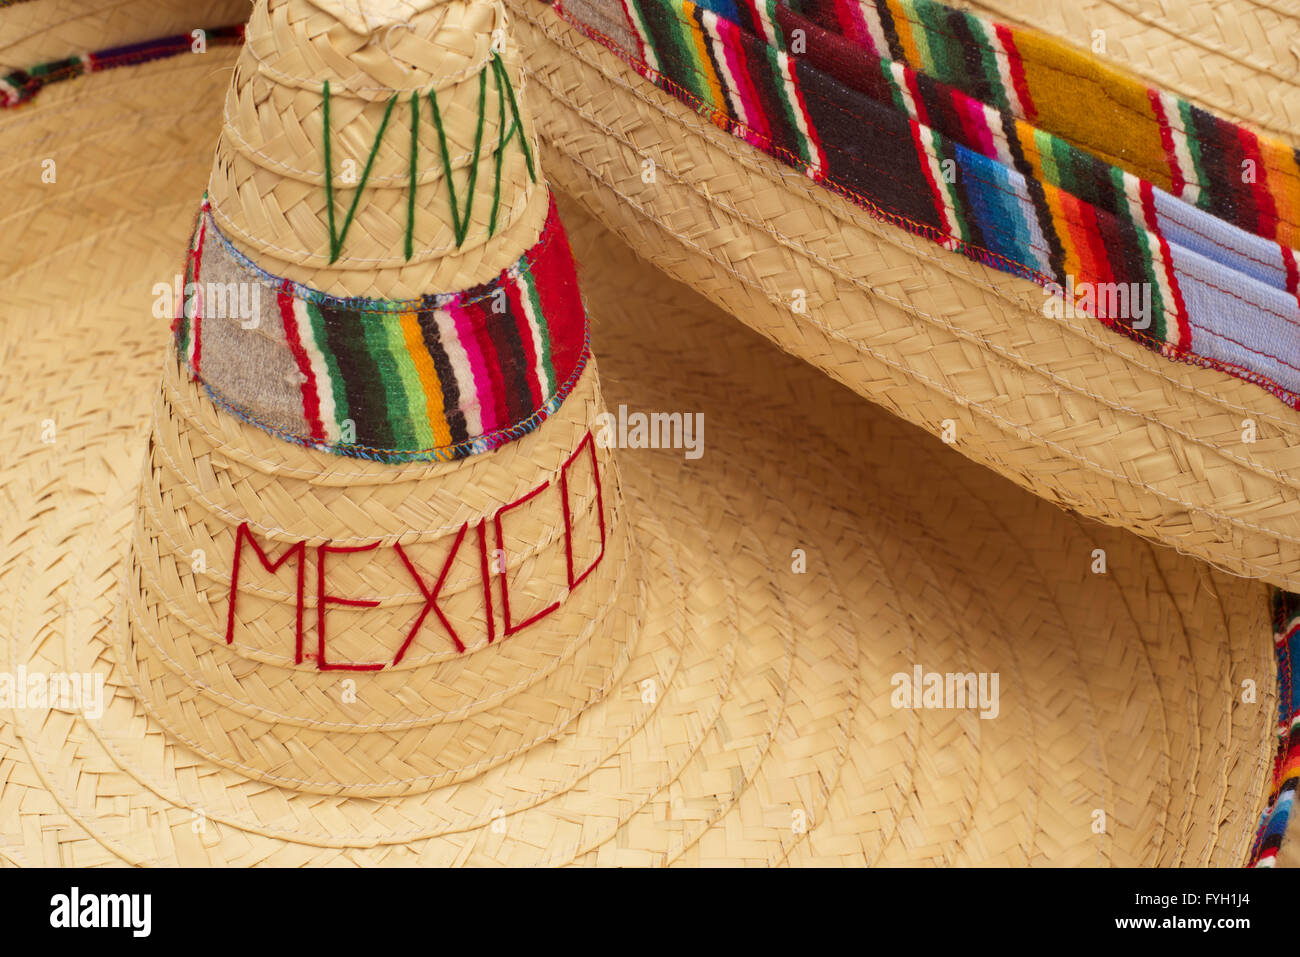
<box><xmin>0</xmin><ymin>0</ymin><xmax>1288</xmax><ymax>867</ymax></box>
<box><xmin>507</xmin><ymin>0</ymin><xmax>1300</xmax><ymax>592</ymax></box>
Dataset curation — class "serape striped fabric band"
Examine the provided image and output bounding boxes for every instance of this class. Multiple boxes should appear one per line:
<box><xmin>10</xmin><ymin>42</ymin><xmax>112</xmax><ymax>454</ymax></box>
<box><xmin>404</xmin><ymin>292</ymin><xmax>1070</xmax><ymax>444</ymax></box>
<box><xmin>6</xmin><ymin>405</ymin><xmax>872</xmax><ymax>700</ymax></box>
<box><xmin>1251</xmin><ymin>590</ymin><xmax>1300</xmax><ymax>867</ymax></box>
<box><xmin>557</xmin><ymin>0</ymin><xmax>1300</xmax><ymax>409</ymax></box>
<box><xmin>172</xmin><ymin>192</ymin><xmax>590</xmax><ymax>463</ymax></box>
<box><xmin>0</xmin><ymin>25</ymin><xmax>246</xmax><ymax>108</ymax></box>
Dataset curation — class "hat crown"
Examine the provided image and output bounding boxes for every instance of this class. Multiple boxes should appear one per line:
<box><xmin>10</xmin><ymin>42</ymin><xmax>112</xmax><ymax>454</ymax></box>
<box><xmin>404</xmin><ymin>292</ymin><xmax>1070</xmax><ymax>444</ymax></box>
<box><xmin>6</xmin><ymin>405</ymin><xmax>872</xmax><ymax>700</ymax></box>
<box><xmin>207</xmin><ymin>0</ymin><xmax>546</xmax><ymax>300</ymax></box>
<box><xmin>130</xmin><ymin>0</ymin><xmax>633</xmax><ymax>798</ymax></box>
<box><xmin>306</xmin><ymin>0</ymin><xmax>447</xmax><ymax>33</ymax></box>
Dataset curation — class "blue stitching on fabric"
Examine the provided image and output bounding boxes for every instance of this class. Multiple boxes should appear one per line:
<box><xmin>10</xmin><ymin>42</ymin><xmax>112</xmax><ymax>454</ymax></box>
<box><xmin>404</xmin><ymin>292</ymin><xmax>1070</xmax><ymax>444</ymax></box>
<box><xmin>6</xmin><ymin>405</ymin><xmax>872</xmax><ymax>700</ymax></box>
<box><xmin>190</xmin><ymin>324</ymin><xmax>593</xmax><ymax>464</ymax></box>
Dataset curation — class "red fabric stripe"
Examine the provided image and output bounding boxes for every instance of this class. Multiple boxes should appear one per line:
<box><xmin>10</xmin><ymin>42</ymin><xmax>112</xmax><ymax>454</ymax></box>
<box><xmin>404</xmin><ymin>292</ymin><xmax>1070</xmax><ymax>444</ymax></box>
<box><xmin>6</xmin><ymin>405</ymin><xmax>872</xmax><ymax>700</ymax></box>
<box><xmin>905</xmin><ymin>117</ymin><xmax>949</xmax><ymax>237</ymax></box>
<box><xmin>467</xmin><ymin>296</ymin><xmax>512</xmax><ymax>431</ymax></box>
<box><xmin>276</xmin><ymin>280</ymin><xmax>328</xmax><ymax>443</ymax></box>
<box><xmin>1146</xmin><ymin>89</ymin><xmax>1186</xmax><ymax>198</ymax></box>
<box><xmin>995</xmin><ymin>24</ymin><xmax>1036</xmax><ymax>123</ymax></box>
<box><xmin>190</xmin><ymin>214</ymin><xmax>207</xmax><ymax>379</ymax></box>
<box><xmin>1141</xmin><ymin>178</ymin><xmax>1192</xmax><ymax>351</ymax></box>
<box><xmin>1282</xmin><ymin>246</ymin><xmax>1300</xmax><ymax>316</ymax></box>
<box><xmin>505</xmin><ymin>274</ymin><xmax>545</xmax><ymax>409</ymax></box>
<box><xmin>528</xmin><ymin>201</ymin><xmax>589</xmax><ymax>384</ymax></box>
<box><xmin>1238</xmin><ymin>125</ymin><xmax>1281</xmax><ymax>242</ymax></box>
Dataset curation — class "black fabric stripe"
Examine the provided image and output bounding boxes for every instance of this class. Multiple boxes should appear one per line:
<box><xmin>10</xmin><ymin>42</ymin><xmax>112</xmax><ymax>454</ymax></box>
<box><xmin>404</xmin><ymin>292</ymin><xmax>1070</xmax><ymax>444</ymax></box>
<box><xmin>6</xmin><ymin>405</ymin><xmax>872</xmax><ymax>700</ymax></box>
<box><xmin>476</xmin><ymin>288</ymin><xmax>533</xmax><ymax>424</ymax></box>
<box><xmin>316</xmin><ymin>304</ymin><xmax>395</xmax><ymax>451</ymax></box>
<box><xmin>1006</xmin><ymin>132</ymin><xmax>1067</xmax><ymax>284</ymax></box>
<box><xmin>692</xmin><ymin>5</ymin><xmax>742</xmax><ymax>121</ymax></box>
<box><xmin>416</xmin><ymin>305</ymin><xmax>469</xmax><ymax>445</ymax></box>
<box><xmin>793</xmin><ymin>55</ymin><xmax>944</xmax><ymax>231</ymax></box>
<box><xmin>874</xmin><ymin>0</ymin><xmax>907</xmax><ymax>65</ymax></box>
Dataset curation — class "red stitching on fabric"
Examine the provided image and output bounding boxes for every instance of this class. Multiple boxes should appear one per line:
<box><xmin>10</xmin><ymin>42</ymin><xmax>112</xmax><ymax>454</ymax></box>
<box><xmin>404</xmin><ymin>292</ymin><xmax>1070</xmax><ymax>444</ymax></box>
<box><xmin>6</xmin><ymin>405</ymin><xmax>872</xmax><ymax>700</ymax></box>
<box><xmin>494</xmin><ymin>480</ymin><xmax>563</xmax><ymax>637</ymax></box>
<box><xmin>225</xmin><ymin>522</ymin><xmax>307</xmax><ymax>662</ymax></box>
<box><xmin>316</xmin><ymin>540</ymin><xmax>385</xmax><ymax>672</ymax></box>
<box><xmin>392</xmin><ymin>525</ymin><xmax>469</xmax><ymax>660</ymax></box>
<box><xmin>560</xmin><ymin>429</ymin><xmax>607</xmax><ymax>589</ymax></box>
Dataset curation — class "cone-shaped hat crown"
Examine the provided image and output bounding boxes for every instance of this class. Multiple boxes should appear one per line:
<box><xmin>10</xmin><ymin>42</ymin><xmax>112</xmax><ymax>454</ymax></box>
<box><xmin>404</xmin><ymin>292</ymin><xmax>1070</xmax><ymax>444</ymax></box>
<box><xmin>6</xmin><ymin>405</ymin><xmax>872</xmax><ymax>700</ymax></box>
<box><xmin>129</xmin><ymin>0</ymin><xmax>633</xmax><ymax>797</ymax></box>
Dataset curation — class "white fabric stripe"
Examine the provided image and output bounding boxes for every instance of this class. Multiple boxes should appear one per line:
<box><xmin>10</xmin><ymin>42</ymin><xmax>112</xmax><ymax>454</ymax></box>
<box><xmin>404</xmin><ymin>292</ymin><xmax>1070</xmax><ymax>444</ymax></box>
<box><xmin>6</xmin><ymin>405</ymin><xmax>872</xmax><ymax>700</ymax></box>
<box><xmin>515</xmin><ymin>266</ymin><xmax>553</xmax><ymax>398</ymax></box>
<box><xmin>854</xmin><ymin>0</ymin><xmax>893</xmax><ymax>61</ymax></box>
<box><xmin>1120</xmin><ymin>170</ymin><xmax>1181</xmax><ymax>349</ymax></box>
<box><xmin>434</xmin><ymin>306</ymin><xmax>483</xmax><ymax>438</ymax></box>
<box><xmin>989</xmin><ymin>29</ymin><xmax>1025</xmax><ymax>120</ymax></box>
<box><xmin>620</xmin><ymin>0</ymin><xmax>660</xmax><ymax>74</ymax></box>
<box><xmin>701</xmin><ymin>11</ymin><xmax>750</xmax><ymax>131</ymax></box>
<box><xmin>1160</xmin><ymin>90</ymin><xmax>1201</xmax><ymax>205</ymax></box>
<box><xmin>985</xmin><ymin>105</ymin><xmax>1016</xmax><ymax>169</ymax></box>
<box><xmin>294</xmin><ymin>300</ymin><xmax>341</xmax><ymax>444</ymax></box>
<box><xmin>752</xmin><ymin>0</ymin><xmax>778</xmax><ymax>47</ymax></box>
<box><xmin>889</xmin><ymin>61</ymin><xmax>958</xmax><ymax>240</ymax></box>
<box><xmin>776</xmin><ymin>50</ymin><xmax>823</xmax><ymax>178</ymax></box>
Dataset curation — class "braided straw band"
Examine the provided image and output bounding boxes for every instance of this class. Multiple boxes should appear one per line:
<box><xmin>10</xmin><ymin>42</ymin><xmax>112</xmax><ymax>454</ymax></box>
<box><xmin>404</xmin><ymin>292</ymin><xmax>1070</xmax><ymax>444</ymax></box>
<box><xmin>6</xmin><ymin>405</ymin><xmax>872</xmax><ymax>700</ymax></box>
<box><xmin>173</xmin><ymin>192</ymin><xmax>590</xmax><ymax>462</ymax></box>
<box><xmin>124</xmin><ymin>347</ymin><xmax>637</xmax><ymax>797</ymax></box>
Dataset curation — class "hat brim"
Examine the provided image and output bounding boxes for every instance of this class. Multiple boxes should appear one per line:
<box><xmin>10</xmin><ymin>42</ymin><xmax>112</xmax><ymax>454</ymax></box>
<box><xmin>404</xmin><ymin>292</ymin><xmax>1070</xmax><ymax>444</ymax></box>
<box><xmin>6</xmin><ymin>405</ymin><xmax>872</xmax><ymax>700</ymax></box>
<box><xmin>506</xmin><ymin>0</ymin><xmax>1300</xmax><ymax>594</ymax></box>
<box><xmin>0</xmin><ymin>43</ymin><xmax>1279</xmax><ymax>866</ymax></box>
<box><xmin>964</xmin><ymin>0</ymin><xmax>1299</xmax><ymax>150</ymax></box>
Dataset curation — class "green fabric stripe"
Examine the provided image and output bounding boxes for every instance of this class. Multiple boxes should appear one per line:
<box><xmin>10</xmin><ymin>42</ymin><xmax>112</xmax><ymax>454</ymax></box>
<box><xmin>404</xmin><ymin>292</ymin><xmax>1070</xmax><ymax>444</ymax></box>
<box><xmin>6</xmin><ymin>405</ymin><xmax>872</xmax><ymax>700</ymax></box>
<box><xmin>761</xmin><ymin>0</ymin><xmax>785</xmax><ymax>46</ymax></box>
<box><xmin>382</xmin><ymin>317</ymin><xmax>436</xmax><ymax>450</ymax></box>
<box><xmin>908</xmin><ymin>0</ymin><xmax>946</xmax><ymax>79</ymax></box>
<box><xmin>961</xmin><ymin>12</ymin><xmax>1011</xmax><ymax>115</ymax></box>
<box><xmin>667</xmin><ymin>0</ymin><xmax>708</xmax><ymax>104</ymax></box>
<box><xmin>764</xmin><ymin>45</ymin><xmax>811</xmax><ymax>167</ymax></box>
<box><xmin>358</xmin><ymin>317</ymin><xmax>421</xmax><ymax>450</ymax></box>
<box><xmin>879</xmin><ymin>58</ymin><xmax>907</xmax><ymax>114</ymax></box>
<box><xmin>1110</xmin><ymin>166</ymin><xmax>1167</xmax><ymax>342</ymax></box>
<box><xmin>522</xmin><ymin>265</ymin><xmax>555</xmax><ymax>397</ymax></box>
<box><xmin>175</xmin><ymin>243</ymin><xmax>194</xmax><ymax>357</ymax></box>
<box><xmin>1177</xmin><ymin>98</ymin><xmax>1211</xmax><ymax>211</ymax></box>
<box><xmin>305</xmin><ymin>301</ymin><xmax>351</xmax><ymax>437</ymax></box>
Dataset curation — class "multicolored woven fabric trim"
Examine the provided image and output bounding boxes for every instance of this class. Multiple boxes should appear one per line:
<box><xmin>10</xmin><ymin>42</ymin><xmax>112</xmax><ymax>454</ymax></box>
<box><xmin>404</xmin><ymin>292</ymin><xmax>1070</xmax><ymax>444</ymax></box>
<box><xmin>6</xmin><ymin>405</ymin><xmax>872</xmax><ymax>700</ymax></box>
<box><xmin>556</xmin><ymin>0</ymin><xmax>1300</xmax><ymax>408</ymax></box>
<box><xmin>0</xmin><ymin>25</ymin><xmax>245</xmax><ymax>108</ymax></box>
<box><xmin>172</xmin><ymin>193</ymin><xmax>590</xmax><ymax>464</ymax></box>
<box><xmin>1250</xmin><ymin>589</ymin><xmax>1300</xmax><ymax>867</ymax></box>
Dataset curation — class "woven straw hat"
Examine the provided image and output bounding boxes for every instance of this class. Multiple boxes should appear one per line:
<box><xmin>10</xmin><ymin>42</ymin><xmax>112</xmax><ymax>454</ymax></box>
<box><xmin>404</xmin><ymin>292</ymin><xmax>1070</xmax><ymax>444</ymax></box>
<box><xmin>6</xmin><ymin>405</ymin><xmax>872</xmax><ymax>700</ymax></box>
<box><xmin>0</xmin><ymin>0</ymin><xmax>1287</xmax><ymax>867</ymax></box>
<box><xmin>960</xmin><ymin>0</ymin><xmax>1299</xmax><ymax>150</ymax></box>
<box><xmin>507</xmin><ymin>0</ymin><xmax>1300</xmax><ymax>596</ymax></box>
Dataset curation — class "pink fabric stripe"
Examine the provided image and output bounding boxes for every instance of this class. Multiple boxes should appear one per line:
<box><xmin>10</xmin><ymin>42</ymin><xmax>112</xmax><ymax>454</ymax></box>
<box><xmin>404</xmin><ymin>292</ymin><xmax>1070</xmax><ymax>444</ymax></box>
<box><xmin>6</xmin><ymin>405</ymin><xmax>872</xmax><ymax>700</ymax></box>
<box><xmin>716</xmin><ymin>15</ymin><xmax>771</xmax><ymax>145</ymax></box>
<box><xmin>836</xmin><ymin>0</ymin><xmax>874</xmax><ymax>52</ymax></box>
<box><xmin>448</xmin><ymin>298</ymin><xmax>499</xmax><ymax>433</ymax></box>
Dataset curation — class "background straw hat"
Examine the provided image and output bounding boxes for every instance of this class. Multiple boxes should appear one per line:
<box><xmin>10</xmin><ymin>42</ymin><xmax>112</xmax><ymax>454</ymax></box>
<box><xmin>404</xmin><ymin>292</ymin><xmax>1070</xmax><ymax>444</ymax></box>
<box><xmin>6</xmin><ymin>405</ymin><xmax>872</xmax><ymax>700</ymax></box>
<box><xmin>959</xmin><ymin>0</ymin><xmax>1299</xmax><ymax>150</ymax></box>
<box><xmin>0</xmin><ymin>0</ymin><xmax>1286</xmax><ymax>866</ymax></box>
<box><xmin>505</xmin><ymin>0</ymin><xmax>1300</xmax><ymax>596</ymax></box>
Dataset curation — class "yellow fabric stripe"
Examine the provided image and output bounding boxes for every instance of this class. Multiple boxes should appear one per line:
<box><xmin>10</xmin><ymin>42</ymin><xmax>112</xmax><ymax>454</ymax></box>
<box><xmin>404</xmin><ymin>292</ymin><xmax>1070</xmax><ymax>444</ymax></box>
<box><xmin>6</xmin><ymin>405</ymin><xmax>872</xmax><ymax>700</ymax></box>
<box><xmin>399</xmin><ymin>310</ymin><xmax>452</xmax><ymax>448</ymax></box>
